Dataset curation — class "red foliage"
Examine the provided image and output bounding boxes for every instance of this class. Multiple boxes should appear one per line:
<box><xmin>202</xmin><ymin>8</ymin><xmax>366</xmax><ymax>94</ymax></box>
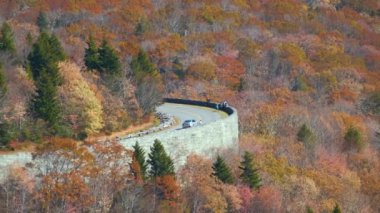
<box><xmin>252</xmin><ymin>186</ymin><xmax>283</xmax><ymax>213</ymax></box>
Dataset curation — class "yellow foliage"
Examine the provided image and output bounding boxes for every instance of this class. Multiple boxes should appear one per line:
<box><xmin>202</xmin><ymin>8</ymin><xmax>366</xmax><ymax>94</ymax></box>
<box><xmin>258</xmin><ymin>153</ymin><xmax>297</xmax><ymax>184</ymax></box>
<box><xmin>187</xmin><ymin>58</ymin><xmax>217</xmax><ymax>81</ymax></box>
<box><xmin>153</xmin><ymin>34</ymin><xmax>187</xmax><ymax>58</ymax></box>
<box><xmin>232</xmin><ymin>0</ymin><xmax>250</xmax><ymax>9</ymax></box>
<box><xmin>305</xmin><ymin>169</ymin><xmax>361</xmax><ymax>199</ymax></box>
<box><xmin>58</xmin><ymin>61</ymin><xmax>104</xmax><ymax>134</ymax></box>
<box><xmin>311</xmin><ymin>45</ymin><xmax>351</xmax><ymax>71</ymax></box>
<box><xmin>278</xmin><ymin>43</ymin><xmax>307</xmax><ymax>66</ymax></box>
<box><xmin>253</xmin><ymin>102</ymin><xmax>284</xmax><ymax>136</ymax></box>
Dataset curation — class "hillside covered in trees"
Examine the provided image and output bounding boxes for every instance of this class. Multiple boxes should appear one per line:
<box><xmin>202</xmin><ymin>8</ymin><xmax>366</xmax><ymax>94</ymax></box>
<box><xmin>0</xmin><ymin>0</ymin><xmax>380</xmax><ymax>212</ymax></box>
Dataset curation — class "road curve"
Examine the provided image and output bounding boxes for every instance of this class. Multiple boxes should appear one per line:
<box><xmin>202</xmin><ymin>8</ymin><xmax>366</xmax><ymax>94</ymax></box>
<box><xmin>156</xmin><ymin>103</ymin><xmax>228</xmax><ymax>131</ymax></box>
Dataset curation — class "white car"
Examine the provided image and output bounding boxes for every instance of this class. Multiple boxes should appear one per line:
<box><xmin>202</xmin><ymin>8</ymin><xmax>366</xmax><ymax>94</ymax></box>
<box><xmin>182</xmin><ymin>120</ymin><xmax>197</xmax><ymax>128</ymax></box>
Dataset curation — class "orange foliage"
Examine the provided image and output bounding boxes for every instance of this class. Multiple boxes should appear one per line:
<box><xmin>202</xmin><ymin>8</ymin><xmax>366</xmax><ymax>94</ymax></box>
<box><xmin>215</xmin><ymin>56</ymin><xmax>245</xmax><ymax>90</ymax></box>
<box><xmin>151</xmin><ymin>34</ymin><xmax>187</xmax><ymax>59</ymax></box>
<box><xmin>157</xmin><ymin>175</ymin><xmax>181</xmax><ymax>205</ymax></box>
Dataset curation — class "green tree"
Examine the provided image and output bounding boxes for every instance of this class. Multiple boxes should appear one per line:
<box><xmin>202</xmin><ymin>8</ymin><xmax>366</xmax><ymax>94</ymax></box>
<box><xmin>133</xmin><ymin>142</ymin><xmax>148</xmax><ymax>180</ymax></box>
<box><xmin>0</xmin><ymin>22</ymin><xmax>16</xmax><ymax>54</ymax></box>
<box><xmin>332</xmin><ymin>203</ymin><xmax>341</xmax><ymax>213</ymax></box>
<box><xmin>28</xmin><ymin>32</ymin><xmax>65</xmax><ymax>85</ymax></box>
<box><xmin>130</xmin><ymin>49</ymin><xmax>159</xmax><ymax>83</ymax></box>
<box><xmin>135</xmin><ymin>19</ymin><xmax>149</xmax><ymax>36</ymax></box>
<box><xmin>297</xmin><ymin>124</ymin><xmax>315</xmax><ymax>147</ymax></box>
<box><xmin>98</xmin><ymin>40</ymin><xmax>122</xmax><ymax>76</ymax></box>
<box><xmin>212</xmin><ymin>155</ymin><xmax>234</xmax><ymax>184</ymax></box>
<box><xmin>239</xmin><ymin>151</ymin><xmax>261</xmax><ymax>189</ymax></box>
<box><xmin>172</xmin><ymin>57</ymin><xmax>185</xmax><ymax>79</ymax></box>
<box><xmin>37</xmin><ymin>11</ymin><xmax>49</xmax><ymax>31</ymax></box>
<box><xmin>0</xmin><ymin>122</ymin><xmax>12</xmax><ymax>147</ymax></box>
<box><xmin>306</xmin><ymin>206</ymin><xmax>314</xmax><ymax>213</ymax></box>
<box><xmin>0</xmin><ymin>63</ymin><xmax>7</xmax><ymax>101</ymax></box>
<box><xmin>292</xmin><ymin>76</ymin><xmax>309</xmax><ymax>91</ymax></box>
<box><xmin>84</xmin><ymin>35</ymin><xmax>100</xmax><ymax>71</ymax></box>
<box><xmin>148</xmin><ymin>139</ymin><xmax>175</xmax><ymax>177</ymax></box>
<box><xmin>344</xmin><ymin>126</ymin><xmax>363</xmax><ymax>150</ymax></box>
<box><xmin>30</xmin><ymin>68</ymin><xmax>61</xmax><ymax>130</ymax></box>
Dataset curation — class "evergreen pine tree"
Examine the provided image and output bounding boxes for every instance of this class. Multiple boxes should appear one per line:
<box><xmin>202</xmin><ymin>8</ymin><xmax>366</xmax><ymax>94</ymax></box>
<box><xmin>0</xmin><ymin>22</ymin><xmax>16</xmax><ymax>54</ymax></box>
<box><xmin>239</xmin><ymin>151</ymin><xmax>262</xmax><ymax>189</ymax></box>
<box><xmin>30</xmin><ymin>68</ymin><xmax>61</xmax><ymax>129</ymax></box>
<box><xmin>332</xmin><ymin>203</ymin><xmax>341</xmax><ymax>213</ymax></box>
<box><xmin>130</xmin><ymin>49</ymin><xmax>159</xmax><ymax>83</ymax></box>
<box><xmin>148</xmin><ymin>139</ymin><xmax>175</xmax><ymax>177</ymax></box>
<box><xmin>28</xmin><ymin>32</ymin><xmax>65</xmax><ymax>85</ymax></box>
<box><xmin>37</xmin><ymin>11</ymin><xmax>49</xmax><ymax>32</ymax></box>
<box><xmin>28</xmin><ymin>32</ymin><xmax>65</xmax><ymax>131</ymax></box>
<box><xmin>84</xmin><ymin>35</ymin><xmax>100</xmax><ymax>71</ymax></box>
<box><xmin>212</xmin><ymin>155</ymin><xmax>234</xmax><ymax>184</ymax></box>
<box><xmin>133</xmin><ymin>142</ymin><xmax>148</xmax><ymax>180</ymax></box>
<box><xmin>0</xmin><ymin>63</ymin><xmax>7</xmax><ymax>100</ymax></box>
<box><xmin>98</xmin><ymin>39</ymin><xmax>122</xmax><ymax>76</ymax></box>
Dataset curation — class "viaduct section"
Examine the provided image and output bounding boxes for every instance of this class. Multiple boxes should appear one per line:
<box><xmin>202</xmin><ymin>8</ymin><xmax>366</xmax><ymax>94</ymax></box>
<box><xmin>119</xmin><ymin>98</ymin><xmax>239</xmax><ymax>167</ymax></box>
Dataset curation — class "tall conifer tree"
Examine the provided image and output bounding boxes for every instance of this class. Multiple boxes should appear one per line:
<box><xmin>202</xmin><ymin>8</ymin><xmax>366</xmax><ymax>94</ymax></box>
<box><xmin>239</xmin><ymin>151</ymin><xmax>262</xmax><ymax>189</ymax></box>
<box><xmin>130</xmin><ymin>49</ymin><xmax>159</xmax><ymax>82</ymax></box>
<box><xmin>98</xmin><ymin>39</ymin><xmax>122</xmax><ymax>76</ymax></box>
<box><xmin>212</xmin><ymin>155</ymin><xmax>234</xmax><ymax>184</ymax></box>
<box><xmin>28</xmin><ymin>33</ymin><xmax>65</xmax><ymax>130</ymax></box>
<box><xmin>28</xmin><ymin>32</ymin><xmax>65</xmax><ymax>85</ymax></box>
<box><xmin>31</xmin><ymin>68</ymin><xmax>61</xmax><ymax>128</ymax></box>
<box><xmin>133</xmin><ymin>142</ymin><xmax>148</xmax><ymax>180</ymax></box>
<box><xmin>148</xmin><ymin>139</ymin><xmax>175</xmax><ymax>177</ymax></box>
<box><xmin>84</xmin><ymin>35</ymin><xmax>100</xmax><ymax>71</ymax></box>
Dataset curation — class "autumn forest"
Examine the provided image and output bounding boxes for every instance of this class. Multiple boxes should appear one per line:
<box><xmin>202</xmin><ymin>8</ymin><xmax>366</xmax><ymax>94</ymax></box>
<box><xmin>0</xmin><ymin>0</ymin><xmax>380</xmax><ymax>212</ymax></box>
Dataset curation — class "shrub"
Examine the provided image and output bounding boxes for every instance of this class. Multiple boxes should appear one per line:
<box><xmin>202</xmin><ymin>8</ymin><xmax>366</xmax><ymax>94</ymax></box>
<box><xmin>344</xmin><ymin>126</ymin><xmax>364</xmax><ymax>151</ymax></box>
<box><xmin>292</xmin><ymin>76</ymin><xmax>309</xmax><ymax>91</ymax></box>
<box><xmin>297</xmin><ymin>124</ymin><xmax>315</xmax><ymax>147</ymax></box>
<box><xmin>77</xmin><ymin>131</ymin><xmax>88</xmax><ymax>141</ymax></box>
<box><xmin>364</xmin><ymin>92</ymin><xmax>380</xmax><ymax>115</ymax></box>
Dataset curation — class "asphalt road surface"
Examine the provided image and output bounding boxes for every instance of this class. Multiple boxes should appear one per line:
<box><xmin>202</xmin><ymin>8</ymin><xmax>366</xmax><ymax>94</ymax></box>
<box><xmin>156</xmin><ymin>103</ymin><xmax>228</xmax><ymax>130</ymax></box>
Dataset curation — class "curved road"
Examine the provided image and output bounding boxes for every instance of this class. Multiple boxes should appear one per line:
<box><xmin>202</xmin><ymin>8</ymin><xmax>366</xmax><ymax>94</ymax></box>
<box><xmin>156</xmin><ymin>103</ymin><xmax>228</xmax><ymax>130</ymax></box>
